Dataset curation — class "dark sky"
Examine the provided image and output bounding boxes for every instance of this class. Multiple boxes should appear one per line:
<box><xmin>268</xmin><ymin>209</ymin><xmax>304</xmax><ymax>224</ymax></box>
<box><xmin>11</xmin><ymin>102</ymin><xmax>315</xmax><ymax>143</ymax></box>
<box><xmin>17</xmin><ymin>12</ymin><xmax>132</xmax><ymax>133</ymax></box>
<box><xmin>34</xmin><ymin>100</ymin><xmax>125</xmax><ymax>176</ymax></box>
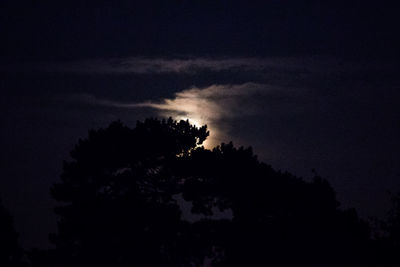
<box><xmin>1</xmin><ymin>1</ymin><xmax>400</xmax><ymax>249</ymax></box>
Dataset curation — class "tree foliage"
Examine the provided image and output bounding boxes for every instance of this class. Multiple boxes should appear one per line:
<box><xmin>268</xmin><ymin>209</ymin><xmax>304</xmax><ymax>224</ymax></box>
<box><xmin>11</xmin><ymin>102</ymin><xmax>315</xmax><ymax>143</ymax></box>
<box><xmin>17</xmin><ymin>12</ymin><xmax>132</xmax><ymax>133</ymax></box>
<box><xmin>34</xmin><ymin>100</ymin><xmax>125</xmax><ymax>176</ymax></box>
<box><xmin>50</xmin><ymin>118</ymin><xmax>208</xmax><ymax>266</ymax></box>
<box><xmin>48</xmin><ymin>118</ymin><xmax>383</xmax><ymax>266</ymax></box>
<box><xmin>0</xmin><ymin>198</ymin><xmax>25</xmax><ymax>267</ymax></box>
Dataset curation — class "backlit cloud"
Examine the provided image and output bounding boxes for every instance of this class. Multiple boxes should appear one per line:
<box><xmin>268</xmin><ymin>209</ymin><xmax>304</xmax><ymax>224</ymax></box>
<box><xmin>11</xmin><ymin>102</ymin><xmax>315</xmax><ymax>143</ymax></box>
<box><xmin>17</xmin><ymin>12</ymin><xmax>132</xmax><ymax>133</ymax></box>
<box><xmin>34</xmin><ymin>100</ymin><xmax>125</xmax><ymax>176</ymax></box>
<box><xmin>81</xmin><ymin>83</ymin><xmax>281</xmax><ymax>147</ymax></box>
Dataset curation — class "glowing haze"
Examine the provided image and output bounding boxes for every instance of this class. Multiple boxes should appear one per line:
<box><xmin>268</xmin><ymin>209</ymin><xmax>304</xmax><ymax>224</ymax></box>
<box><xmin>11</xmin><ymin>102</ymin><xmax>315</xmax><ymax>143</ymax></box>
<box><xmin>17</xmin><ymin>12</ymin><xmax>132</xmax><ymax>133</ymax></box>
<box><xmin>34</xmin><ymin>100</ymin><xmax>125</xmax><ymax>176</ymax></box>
<box><xmin>83</xmin><ymin>82</ymin><xmax>270</xmax><ymax>148</ymax></box>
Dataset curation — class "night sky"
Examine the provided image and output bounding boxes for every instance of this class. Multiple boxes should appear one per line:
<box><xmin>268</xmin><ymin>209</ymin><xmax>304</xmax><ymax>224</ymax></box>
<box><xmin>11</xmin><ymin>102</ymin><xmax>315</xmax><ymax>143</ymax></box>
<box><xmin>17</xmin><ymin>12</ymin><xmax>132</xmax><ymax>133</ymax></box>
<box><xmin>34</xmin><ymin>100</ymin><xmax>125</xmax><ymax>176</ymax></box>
<box><xmin>1</xmin><ymin>1</ymin><xmax>400</xmax><ymax>249</ymax></box>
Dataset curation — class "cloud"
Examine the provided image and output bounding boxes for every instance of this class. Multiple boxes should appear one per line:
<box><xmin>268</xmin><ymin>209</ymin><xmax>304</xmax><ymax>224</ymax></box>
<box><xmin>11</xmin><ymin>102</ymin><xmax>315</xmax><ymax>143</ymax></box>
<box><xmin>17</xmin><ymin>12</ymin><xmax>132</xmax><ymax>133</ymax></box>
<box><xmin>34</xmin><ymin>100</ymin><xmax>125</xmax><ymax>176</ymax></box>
<box><xmin>79</xmin><ymin>83</ymin><xmax>281</xmax><ymax>147</ymax></box>
<box><xmin>59</xmin><ymin>56</ymin><xmax>396</xmax><ymax>151</ymax></box>
<box><xmin>12</xmin><ymin>57</ymin><xmax>278</xmax><ymax>74</ymax></box>
<box><xmin>3</xmin><ymin>56</ymin><xmax>363</xmax><ymax>75</ymax></box>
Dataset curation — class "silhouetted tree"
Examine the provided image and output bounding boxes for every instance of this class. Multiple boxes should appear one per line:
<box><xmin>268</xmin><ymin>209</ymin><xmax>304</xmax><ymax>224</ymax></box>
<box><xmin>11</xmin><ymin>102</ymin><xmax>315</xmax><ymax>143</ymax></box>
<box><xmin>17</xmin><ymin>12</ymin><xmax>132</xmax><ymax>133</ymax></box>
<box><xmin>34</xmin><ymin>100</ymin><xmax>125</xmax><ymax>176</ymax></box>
<box><xmin>384</xmin><ymin>193</ymin><xmax>400</xmax><ymax>246</ymax></box>
<box><xmin>372</xmin><ymin>192</ymin><xmax>400</xmax><ymax>267</ymax></box>
<box><xmin>50</xmin><ymin>118</ymin><xmax>379</xmax><ymax>266</ymax></box>
<box><xmin>0</xmin><ymin>198</ymin><xmax>25</xmax><ymax>267</ymax></box>
<box><xmin>176</xmin><ymin>143</ymin><xmax>374</xmax><ymax>266</ymax></box>
<box><xmin>50</xmin><ymin>118</ymin><xmax>209</xmax><ymax>266</ymax></box>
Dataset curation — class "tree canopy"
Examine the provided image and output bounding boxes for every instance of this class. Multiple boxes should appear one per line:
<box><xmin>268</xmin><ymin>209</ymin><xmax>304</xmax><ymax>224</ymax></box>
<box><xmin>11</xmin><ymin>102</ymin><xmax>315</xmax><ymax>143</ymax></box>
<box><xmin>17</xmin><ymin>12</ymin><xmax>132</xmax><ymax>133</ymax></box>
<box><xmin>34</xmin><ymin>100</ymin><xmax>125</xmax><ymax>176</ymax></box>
<box><xmin>0</xmin><ymin>198</ymin><xmax>25</xmax><ymax>267</ymax></box>
<box><xmin>47</xmin><ymin>118</ymin><xmax>387</xmax><ymax>266</ymax></box>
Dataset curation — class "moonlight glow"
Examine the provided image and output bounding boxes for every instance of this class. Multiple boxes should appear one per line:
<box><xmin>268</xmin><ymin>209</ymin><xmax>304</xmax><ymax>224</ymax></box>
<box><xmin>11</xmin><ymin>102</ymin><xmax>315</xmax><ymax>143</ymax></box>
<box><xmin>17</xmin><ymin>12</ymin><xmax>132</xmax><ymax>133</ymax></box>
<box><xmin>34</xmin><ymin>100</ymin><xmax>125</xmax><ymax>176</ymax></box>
<box><xmin>85</xmin><ymin>83</ymin><xmax>266</xmax><ymax>149</ymax></box>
